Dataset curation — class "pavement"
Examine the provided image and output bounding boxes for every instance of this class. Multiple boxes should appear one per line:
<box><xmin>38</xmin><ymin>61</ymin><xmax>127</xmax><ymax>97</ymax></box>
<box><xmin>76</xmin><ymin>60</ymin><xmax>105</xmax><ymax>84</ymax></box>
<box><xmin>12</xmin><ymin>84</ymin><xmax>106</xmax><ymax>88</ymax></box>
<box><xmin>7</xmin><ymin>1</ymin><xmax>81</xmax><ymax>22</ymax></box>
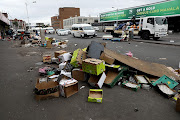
<box><xmin>0</xmin><ymin>35</ymin><xmax>180</xmax><ymax>120</ymax></box>
<box><xmin>96</xmin><ymin>32</ymin><xmax>180</xmax><ymax>46</ymax></box>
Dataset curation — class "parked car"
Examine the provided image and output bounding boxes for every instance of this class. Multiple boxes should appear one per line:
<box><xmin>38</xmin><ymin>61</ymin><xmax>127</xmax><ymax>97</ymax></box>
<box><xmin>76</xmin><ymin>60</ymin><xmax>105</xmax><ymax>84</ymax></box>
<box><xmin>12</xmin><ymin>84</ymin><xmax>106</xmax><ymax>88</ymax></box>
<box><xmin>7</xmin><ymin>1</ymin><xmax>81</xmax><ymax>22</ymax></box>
<box><xmin>65</xmin><ymin>29</ymin><xmax>71</xmax><ymax>34</ymax></box>
<box><xmin>45</xmin><ymin>27</ymin><xmax>55</xmax><ymax>34</ymax></box>
<box><xmin>57</xmin><ymin>29</ymin><xmax>68</xmax><ymax>36</ymax></box>
<box><xmin>93</xmin><ymin>27</ymin><xmax>99</xmax><ymax>31</ymax></box>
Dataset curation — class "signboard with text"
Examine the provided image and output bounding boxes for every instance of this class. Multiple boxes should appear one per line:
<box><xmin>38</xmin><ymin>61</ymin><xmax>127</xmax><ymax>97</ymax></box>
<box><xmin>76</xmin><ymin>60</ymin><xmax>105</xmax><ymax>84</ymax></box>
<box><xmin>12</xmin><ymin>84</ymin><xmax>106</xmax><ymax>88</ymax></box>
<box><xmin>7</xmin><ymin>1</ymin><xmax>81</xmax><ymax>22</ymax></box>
<box><xmin>100</xmin><ymin>0</ymin><xmax>180</xmax><ymax>22</ymax></box>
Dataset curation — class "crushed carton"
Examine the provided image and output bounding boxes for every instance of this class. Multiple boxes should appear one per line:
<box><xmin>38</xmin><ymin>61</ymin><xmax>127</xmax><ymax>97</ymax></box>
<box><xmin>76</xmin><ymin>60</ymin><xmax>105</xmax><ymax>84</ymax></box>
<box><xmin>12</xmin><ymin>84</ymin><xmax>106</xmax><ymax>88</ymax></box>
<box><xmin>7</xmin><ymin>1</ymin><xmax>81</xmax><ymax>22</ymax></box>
<box><xmin>100</xmin><ymin>52</ymin><xmax>115</xmax><ymax>65</ymax></box>
<box><xmin>152</xmin><ymin>75</ymin><xmax>179</xmax><ymax>89</ymax></box>
<box><xmin>88</xmin><ymin>72</ymin><xmax>106</xmax><ymax>88</ymax></box>
<box><xmin>54</xmin><ymin>50</ymin><xmax>67</xmax><ymax>58</ymax></box>
<box><xmin>70</xmin><ymin>48</ymin><xmax>86</xmax><ymax>67</ymax></box>
<box><xmin>72</xmin><ymin>68</ymin><xmax>87</xmax><ymax>81</ymax></box>
<box><xmin>134</xmin><ymin>75</ymin><xmax>149</xmax><ymax>84</ymax></box>
<box><xmin>59</xmin><ymin>75</ymin><xmax>78</xmax><ymax>98</ymax></box>
<box><xmin>88</xmin><ymin>89</ymin><xmax>103</xmax><ymax>103</ymax></box>
<box><xmin>121</xmin><ymin>81</ymin><xmax>141</xmax><ymax>91</ymax></box>
<box><xmin>82</xmin><ymin>58</ymin><xmax>105</xmax><ymax>75</ymax></box>
<box><xmin>58</xmin><ymin>53</ymin><xmax>72</xmax><ymax>63</ymax></box>
<box><xmin>34</xmin><ymin>79</ymin><xmax>59</xmax><ymax>100</ymax></box>
<box><xmin>157</xmin><ymin>84</ymin><xmax>176</xmax><ymax>97</ymax></box>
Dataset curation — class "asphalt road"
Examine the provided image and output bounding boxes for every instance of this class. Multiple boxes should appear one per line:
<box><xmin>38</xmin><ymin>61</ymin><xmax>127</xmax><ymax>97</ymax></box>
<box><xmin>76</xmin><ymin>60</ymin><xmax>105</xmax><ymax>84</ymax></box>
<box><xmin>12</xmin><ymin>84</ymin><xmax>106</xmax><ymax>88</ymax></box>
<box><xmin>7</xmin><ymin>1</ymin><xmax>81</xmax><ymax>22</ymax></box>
<box><xmin>0</xmin><ymin>33</ymin><xmax>180</xmax><ymax>120</ymax></box>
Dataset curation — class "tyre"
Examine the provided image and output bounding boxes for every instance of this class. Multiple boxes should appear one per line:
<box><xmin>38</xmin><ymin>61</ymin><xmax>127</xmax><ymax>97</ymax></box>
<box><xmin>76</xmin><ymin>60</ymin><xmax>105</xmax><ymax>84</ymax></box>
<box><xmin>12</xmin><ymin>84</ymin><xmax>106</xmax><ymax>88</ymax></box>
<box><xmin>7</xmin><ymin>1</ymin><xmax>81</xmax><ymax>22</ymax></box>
<box><xmin>153</xmin><ymin>37</ymin><xmax>160</xmax><ymax>40</ymax></box>
<box><xmin>73</xmin><ymin>34</ymin><xmax>75</xmax><ymax>37</ymax></box>
<box><xmin>141</xmin><ymin>31</ymin><xmax>150</xmax><ymax>40</ymax></box>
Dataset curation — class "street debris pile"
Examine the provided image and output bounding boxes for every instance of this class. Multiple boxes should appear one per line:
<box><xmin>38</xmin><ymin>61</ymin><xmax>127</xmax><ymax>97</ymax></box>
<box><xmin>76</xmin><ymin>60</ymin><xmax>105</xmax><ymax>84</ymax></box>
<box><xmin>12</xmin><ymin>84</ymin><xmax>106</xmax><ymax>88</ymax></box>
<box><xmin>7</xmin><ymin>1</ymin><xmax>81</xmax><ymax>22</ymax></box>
<box><xmin>33</xmin><ymin>40</ymin><xmax>180</xmax><ymax>111</ymax></box>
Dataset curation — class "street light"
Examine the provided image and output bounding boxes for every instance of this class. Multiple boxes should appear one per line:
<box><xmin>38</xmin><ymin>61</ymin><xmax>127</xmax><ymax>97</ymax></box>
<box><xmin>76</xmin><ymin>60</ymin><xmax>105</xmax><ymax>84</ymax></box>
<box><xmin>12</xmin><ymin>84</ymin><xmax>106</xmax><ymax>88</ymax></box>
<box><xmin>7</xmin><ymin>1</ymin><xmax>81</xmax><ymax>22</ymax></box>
<box><xmin>25</xmin><ymin>1</ymin><xmax>36</xmax><ymax>29</ymax></box>
<box><xmin>112</xmin><ymin>7</ymin><xmax>118</xmax><ymax>27</ymax></box>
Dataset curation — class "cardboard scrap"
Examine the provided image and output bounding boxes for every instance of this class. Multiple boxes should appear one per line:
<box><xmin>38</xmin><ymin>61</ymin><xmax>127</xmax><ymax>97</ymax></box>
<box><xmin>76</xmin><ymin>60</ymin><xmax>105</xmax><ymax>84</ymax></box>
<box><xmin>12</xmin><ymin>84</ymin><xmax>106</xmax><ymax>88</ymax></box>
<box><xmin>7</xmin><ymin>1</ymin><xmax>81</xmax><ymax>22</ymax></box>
<box><xmin>54</xmin><ymin>50</ymin><xmax>67</xmax><ymax>58</ymax></box>
<box><xmin>72</xmin><ymin>68</ymin><xmax>87</xmax><ymax>81</ymax></box>
<box><xmin>70</xmin><ymin>48</ymin><xmax>86</xmax><ymax>67</ymax></box>
<box><xmin>88</xmin><ymin>72</ymin><xmax>106</xmax><ymax>88</ymax></box>
<box><xmin>100</xmin><ymin>52</ymin><xmax>115</xmax><ymax>65</ymax></box>
<box><xmin>104</xmin><ymin>48</ymin><xmax>180</xmax><ymax>81</ymax></box>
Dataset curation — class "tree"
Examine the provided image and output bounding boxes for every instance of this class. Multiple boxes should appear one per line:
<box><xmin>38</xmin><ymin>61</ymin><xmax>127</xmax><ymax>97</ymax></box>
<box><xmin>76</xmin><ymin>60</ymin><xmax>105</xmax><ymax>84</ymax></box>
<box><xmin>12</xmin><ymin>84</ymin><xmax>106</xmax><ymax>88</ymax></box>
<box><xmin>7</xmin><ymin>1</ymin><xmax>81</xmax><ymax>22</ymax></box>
<box><xmin>13</xmin><ymin>21</ymin><xmax>18</xmax><ymax>29</ymax></box>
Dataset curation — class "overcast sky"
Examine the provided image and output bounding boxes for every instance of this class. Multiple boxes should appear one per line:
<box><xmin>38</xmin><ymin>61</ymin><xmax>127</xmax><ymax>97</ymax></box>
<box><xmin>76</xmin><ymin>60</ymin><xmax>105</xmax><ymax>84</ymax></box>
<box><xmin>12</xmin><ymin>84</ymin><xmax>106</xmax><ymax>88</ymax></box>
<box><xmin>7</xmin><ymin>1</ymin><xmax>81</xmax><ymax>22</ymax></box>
<box><xmin>0</xmin><ymin>0</ymin><xmax>163</xmax><ymax>25</ymax></box>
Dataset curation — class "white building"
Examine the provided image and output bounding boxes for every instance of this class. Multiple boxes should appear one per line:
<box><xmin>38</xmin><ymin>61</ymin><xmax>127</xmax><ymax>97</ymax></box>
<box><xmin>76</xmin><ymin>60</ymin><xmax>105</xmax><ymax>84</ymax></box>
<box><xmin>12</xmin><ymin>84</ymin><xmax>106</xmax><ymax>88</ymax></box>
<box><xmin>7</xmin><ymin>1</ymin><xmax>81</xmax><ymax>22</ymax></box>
<box><xmin>63</xmin><ymin>16</ymin><xmax>99</xmax><ymax>29</ymax></box>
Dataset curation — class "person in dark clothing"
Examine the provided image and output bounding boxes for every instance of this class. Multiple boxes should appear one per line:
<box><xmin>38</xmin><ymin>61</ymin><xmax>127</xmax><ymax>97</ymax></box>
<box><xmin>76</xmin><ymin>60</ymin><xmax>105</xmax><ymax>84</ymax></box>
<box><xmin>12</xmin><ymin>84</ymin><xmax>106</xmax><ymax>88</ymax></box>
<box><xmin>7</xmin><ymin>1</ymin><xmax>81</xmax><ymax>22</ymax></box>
<box><xmin>131</xmin><ymin>15</ymin><xmax>136</xmax><ymax>25</ymax></box>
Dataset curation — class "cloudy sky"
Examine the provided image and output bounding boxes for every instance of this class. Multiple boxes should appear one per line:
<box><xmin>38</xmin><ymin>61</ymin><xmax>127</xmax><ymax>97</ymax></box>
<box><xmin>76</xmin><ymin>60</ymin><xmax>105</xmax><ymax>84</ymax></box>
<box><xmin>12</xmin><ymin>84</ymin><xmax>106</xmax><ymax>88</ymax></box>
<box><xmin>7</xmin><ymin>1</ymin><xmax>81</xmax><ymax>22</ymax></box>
<box><xmin>0</xmin><ymin>0</ymin><xmax>163</xmax><ymax>25</ymax></box>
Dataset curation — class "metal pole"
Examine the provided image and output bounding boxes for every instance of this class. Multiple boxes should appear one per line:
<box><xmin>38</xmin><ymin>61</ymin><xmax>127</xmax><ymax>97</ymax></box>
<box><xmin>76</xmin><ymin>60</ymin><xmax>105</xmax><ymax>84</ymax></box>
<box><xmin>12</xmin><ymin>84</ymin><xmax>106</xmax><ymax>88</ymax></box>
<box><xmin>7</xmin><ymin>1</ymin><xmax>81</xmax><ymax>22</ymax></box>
<box><xmin>116</xmin><ymin>8</ymin><xmax>118</xmax><ymax>26</ymax></box>
<box><xmin>25</xmin><ymin>2</ymin><xmax>30</xmax><ymax>29</ymax></box>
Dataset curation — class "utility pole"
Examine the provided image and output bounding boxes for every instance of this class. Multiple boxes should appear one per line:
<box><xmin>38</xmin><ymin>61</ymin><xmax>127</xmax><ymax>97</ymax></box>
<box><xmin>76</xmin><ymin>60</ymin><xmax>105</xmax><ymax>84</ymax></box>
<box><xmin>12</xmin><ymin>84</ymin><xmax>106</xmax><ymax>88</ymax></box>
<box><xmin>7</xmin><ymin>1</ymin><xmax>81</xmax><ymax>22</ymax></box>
<box><xmin>25</xmin><ymin>2</ymin><xmax>29</xmax><ymax>29</ymax></box>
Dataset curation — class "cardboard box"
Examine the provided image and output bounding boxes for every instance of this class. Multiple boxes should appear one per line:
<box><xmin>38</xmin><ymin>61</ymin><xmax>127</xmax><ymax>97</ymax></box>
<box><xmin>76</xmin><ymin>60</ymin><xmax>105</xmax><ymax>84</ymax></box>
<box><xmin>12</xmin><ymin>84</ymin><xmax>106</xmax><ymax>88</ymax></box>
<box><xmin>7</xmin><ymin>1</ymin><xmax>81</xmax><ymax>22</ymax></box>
<box><xmin>88</xmin><ymin>89</ymin><xmax>103</xmax><ymax>103</ymax></box>
<box><xmin>82</xmin><ymin>58</ymin><xmax>105</xmax><ymax>75</ymax></box>
<box><xmin>100</xmin><ymin>52</ymin><xmax>115</xmax><ymax>65</ymax></box>
<box><xmin>88</xmin><ymin>72</ymin><xmax>106</xmax><ymax>88</ymax></box>
<box><xmin>43</xmin><ymin>55</ymin><xmax>51</xmax><ymax>63</ymax></box>
<box><xmin>54</xmin><ymin>50</ymin><xmax>67</xmax><ymax>58</ymax></box>
<box><xmin>104</xmin><ymin>66</ymin><xmax>128</xmax><ymax>88</ymax></box>
<box><xmin>35</xmin><ymin>79</ymin><xmax>60</xmax><ymax>100</ymax></box>
<box><xmin>58</xmin><ymin>53</ymin><xmax>72</xmax><ymax>63</ymax></box>
<box><xmin>70</xmin><ymin>48</ymin><xmax>86</xmax><ymax>67</ymax></box>
<box><xmin>72</xmin><ymin>68</ymin><xmax>87</xmax><ymax>81</ymax></box>
<box><xmin>176</xmin><ymin>98</ymin><xmax>180</xmax><ymax>112</ymax></box>
<box><xmin>46</xmin><ymin>41</ymin><xmax>52</xmax><ymax>48</ymax></box>
<box><xmin>59</xmin><ymin>75</ymin><xmax>78</xmax><ymax>98</ymax></box>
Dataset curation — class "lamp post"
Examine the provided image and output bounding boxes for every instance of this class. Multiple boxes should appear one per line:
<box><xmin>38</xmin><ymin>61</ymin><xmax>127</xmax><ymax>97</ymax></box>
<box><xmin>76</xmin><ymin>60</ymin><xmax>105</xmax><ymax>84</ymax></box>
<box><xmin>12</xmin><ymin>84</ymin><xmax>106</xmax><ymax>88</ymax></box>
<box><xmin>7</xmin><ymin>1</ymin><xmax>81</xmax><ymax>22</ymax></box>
<box><xmin>25</xmin><ymin>1</ymin><xmax>36</xmax><ymax>30</ymax></box>
<box><xmin>112</xmin><ymin>7</ymin><xmax>118</xmax><ymax>27</ymax></box>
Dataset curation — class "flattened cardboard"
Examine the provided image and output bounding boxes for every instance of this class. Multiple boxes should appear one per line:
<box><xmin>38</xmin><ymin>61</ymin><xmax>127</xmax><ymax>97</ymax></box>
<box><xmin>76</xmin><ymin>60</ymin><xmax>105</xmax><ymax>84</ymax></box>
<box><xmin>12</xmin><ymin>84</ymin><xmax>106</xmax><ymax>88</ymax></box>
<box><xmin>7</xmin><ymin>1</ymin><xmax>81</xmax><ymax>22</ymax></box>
<box><xmin>88</xmin><ymin>72</ymin><xmax>106</xmax><ymax>88</ymax></box>
<box><xmin>54</xmin><ymin>50</ymin><xmax>67</xmax><ymax>58</ymax></box>
<box><xmin>82</xmin><ymin>58</ymin><xmax>105</xmax><ymax>75</ymax></box>
<box><xmin>70</xmin><ymin>48</ymin><xmax>87</xmax><ymax>67</ymax></box>
<box><xmin>100</xmin><ymin>52</ymin><xmax>115</xmax><ymax>65</ymax></box>
<box><xmin>72</xmin><ymin>68</ymin><xmax>87</xmax><ymax>81</ymax></box>
<box><xmin>88</xmin><ymin>89</ymin><xmax>103</xmax><ymax>103</ymax></box>
<box><xmin>104</xmin><ymin>48</ymin><xmax>180</xmax><ymax>81</ymax></box>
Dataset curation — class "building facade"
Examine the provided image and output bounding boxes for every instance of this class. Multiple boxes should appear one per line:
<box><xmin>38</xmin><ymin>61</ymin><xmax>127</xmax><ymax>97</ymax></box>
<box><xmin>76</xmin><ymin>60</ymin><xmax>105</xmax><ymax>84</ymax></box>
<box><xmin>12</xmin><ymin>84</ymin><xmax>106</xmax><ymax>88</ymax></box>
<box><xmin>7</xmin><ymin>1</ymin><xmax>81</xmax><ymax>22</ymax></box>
<box><xmin>0</xmin><ymin>12</ymin><xmax>10</xmax><ymax>39</ymax></box>
<box><xmin>51</xmin><ymin>16</ymin><xmax>60</xmax><ymax>30</ymax></box>
<box><xmin>63</xmin><ymin>16</ymin><xmax>99</xmax><ymax>29</ymax></box>
<box><xmin>51</xmin><ymin>7</ymin><xmax>80</xmax><ymax>29</ymax></box>
<box><xmin>10</xmin><ymin>18</ymin><xmax>26</xmax><ymax>30</ymax></box>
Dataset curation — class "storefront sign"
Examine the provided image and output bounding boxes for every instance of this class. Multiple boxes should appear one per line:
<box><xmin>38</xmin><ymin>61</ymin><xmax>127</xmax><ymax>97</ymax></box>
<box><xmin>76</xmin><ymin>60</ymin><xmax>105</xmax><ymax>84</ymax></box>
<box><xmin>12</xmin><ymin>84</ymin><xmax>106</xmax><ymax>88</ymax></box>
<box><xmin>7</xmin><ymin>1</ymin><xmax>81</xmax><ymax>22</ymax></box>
<box><xmin>100</xmin><ymin>0</ymin><xmax>180</xmax><ymax>22</ymax></box>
